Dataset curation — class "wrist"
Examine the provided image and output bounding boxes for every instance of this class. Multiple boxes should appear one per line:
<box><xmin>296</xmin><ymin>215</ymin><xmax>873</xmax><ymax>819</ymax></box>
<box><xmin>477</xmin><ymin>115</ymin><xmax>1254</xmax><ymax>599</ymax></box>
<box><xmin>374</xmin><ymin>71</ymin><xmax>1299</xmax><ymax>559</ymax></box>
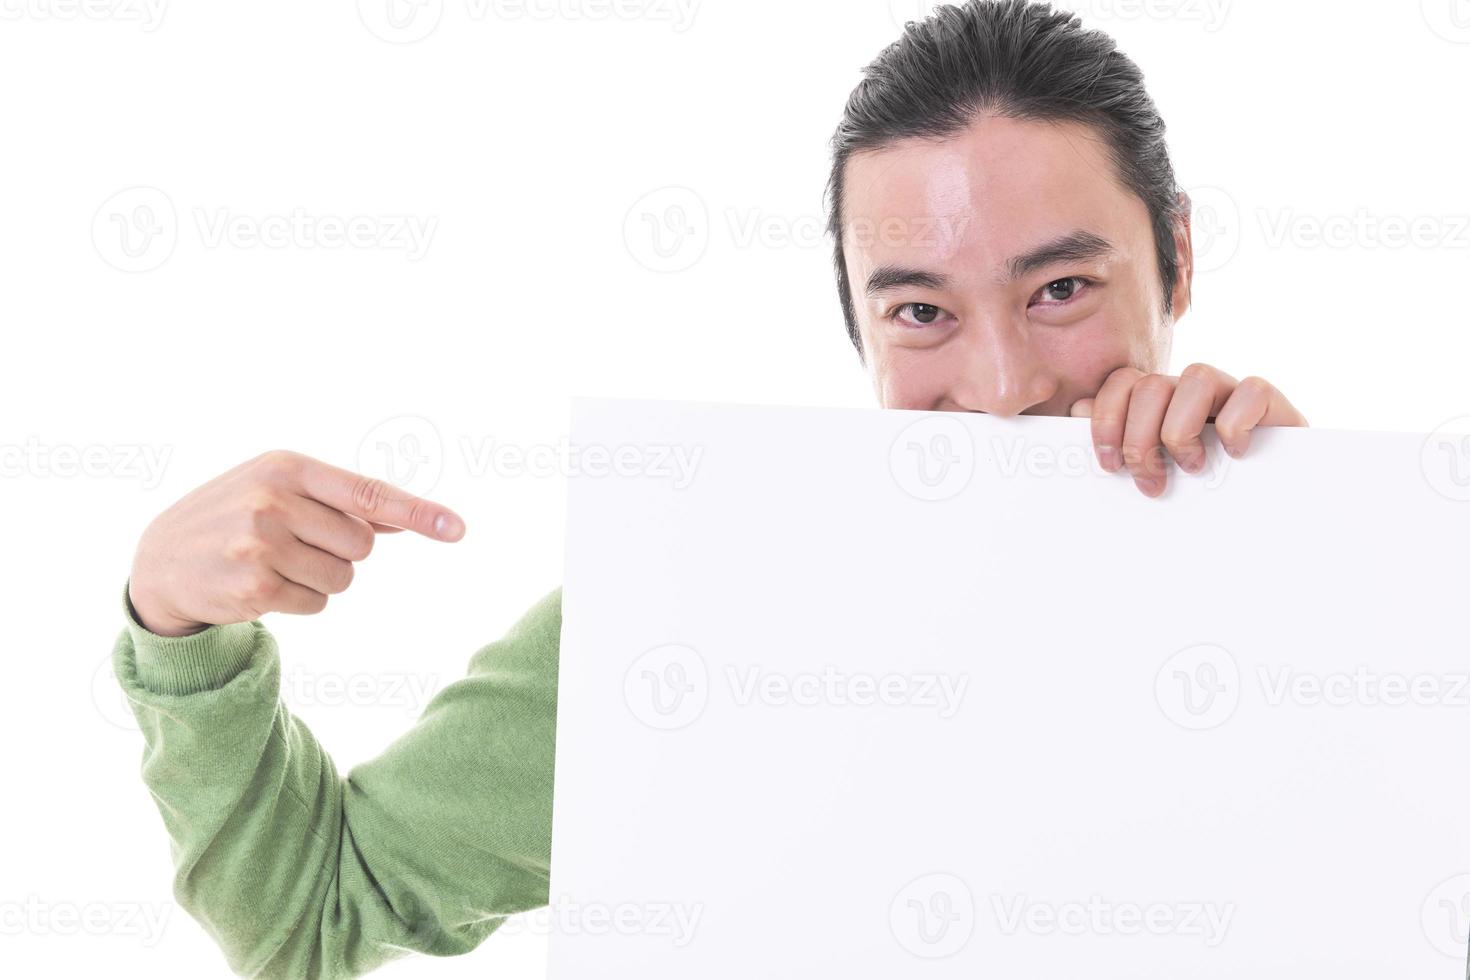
<box><xmin>126</xmin><ymin>580</ymin><xmax>208</xmax><ymax>637</ymax></box>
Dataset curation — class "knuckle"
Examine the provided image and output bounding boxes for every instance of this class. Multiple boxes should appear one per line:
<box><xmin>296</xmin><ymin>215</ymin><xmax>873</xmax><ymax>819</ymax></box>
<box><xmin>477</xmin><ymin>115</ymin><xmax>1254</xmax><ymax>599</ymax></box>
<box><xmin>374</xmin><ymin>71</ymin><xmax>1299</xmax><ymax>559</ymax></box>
<box><xmin>254</xmin><ymin>449</ymin><xmax>301</xmax><ymax>480</ymax></box>
<box><xmin>223</xmin><ymin>534</ymin><xmax>270</xmax><ymax>564</ymax></box>
<box><xmin>242</xmin><ymin>486</ymin><xmax>284</xmax><ymax>517</ymax></box>
<box><xmin>244</xmin><ymin>495</ymin><xmax>286</xmax><ymax>534</ymax></box>
<box><xmin>1132</xmin><ymin>374</ymin><xmax>1176</xmax><ymax>400</ymax></box>
<box><xmin>1160</xmin><ymin>423</ymin><xmax>1199</xmax><ymax>453</ymax></box>
<box><xmin>1180</xmin><ymin>362</ymin><xmax>1216</xmax><ymax>385</ymax></box>
<box><xmin>403</xmin><ymin>498</ymin><xmax>432</xmax><ymax>532</ymax></box>
<box><xmin>237</xmin><ymin>572</ymin><xmax>278</xmax><ymax>603</ymax></box>
<box><xmin>1238</xmin><ymin>375</ymin><xmax>1274</xmax><ymax>399</ymax></box>
<box><xmin>1161</xmin><ymin>434</ymin><xmax>1195</xmax><ymax>456</ymax></box>
<box><xmin>350</xmin><ymin>475</ymin><xmax>394</xmax><ymax>517</ymax></box>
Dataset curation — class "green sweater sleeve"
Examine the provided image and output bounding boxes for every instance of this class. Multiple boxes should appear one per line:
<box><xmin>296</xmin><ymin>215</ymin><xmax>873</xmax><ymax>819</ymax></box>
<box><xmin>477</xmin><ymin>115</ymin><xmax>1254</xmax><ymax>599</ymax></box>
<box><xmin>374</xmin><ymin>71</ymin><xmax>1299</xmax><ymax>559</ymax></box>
<box><xmin>110</xmin><ymin>578</ymin><xmax>561</xmax><ymax>979</ymax></box>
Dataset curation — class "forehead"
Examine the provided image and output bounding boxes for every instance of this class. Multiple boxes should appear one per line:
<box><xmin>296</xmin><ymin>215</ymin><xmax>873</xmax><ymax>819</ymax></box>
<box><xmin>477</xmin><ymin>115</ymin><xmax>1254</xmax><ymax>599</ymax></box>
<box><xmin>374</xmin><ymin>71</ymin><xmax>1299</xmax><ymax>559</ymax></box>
<box><xmin>841</xmin><ymin>114</ymin><xmax>1146</xmax><ymax>269</ymax></box>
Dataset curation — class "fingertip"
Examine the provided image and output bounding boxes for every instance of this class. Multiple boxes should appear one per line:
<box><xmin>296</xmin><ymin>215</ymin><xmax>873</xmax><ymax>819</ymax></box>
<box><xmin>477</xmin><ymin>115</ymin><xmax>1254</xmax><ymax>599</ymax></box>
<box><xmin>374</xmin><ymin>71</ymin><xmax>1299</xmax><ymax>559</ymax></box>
<box><xmin>433</xmin><ymin>512</ymin><xmax>466</xmax><ymax>542</ymax></box>
<box><xmin>1070</xmin><ymin>399</ymin><xmax>1094</xmax><ymax>419</ymax></box>
<box><xmin>1176</xmin><ymin>448</ymin><xmax>1207</xmax><ymax>475</ymax></box>
<box><xmin>1135</xmin><ymin>475</ymin><xmax>1166</xmax><ymax>498</ymax></box>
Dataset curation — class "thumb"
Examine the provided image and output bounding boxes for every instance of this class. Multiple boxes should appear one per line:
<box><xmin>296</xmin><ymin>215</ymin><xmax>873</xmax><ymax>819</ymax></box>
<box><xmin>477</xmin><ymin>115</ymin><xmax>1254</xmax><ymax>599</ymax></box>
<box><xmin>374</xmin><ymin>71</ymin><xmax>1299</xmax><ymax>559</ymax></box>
<box><xmin>1069</xmin><ymin>398</ymin><xmax>1095</xmax><ymax>419</ymax></box>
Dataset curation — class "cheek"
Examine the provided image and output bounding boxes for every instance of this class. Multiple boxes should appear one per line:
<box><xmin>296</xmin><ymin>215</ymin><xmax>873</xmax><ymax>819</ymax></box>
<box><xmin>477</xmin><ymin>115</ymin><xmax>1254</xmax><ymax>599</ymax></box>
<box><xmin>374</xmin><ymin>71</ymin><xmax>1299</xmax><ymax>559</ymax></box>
<box><xmin>868</xmin><ymin>345</ymin><xmax>948</xmax><ymax>410</ymax></box>
<box><xmin>1032</xmin><ymin>313</ymin><xmax>1138</xmax><ymax>394</ymax></box>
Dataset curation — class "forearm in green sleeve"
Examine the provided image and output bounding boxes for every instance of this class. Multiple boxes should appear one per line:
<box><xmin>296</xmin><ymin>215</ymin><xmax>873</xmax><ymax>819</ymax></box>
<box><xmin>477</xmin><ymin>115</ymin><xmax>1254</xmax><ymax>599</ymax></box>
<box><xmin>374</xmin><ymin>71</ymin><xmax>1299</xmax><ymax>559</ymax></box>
<box><xmin>111</xmin><ymin>578</ymin><xmax>562</xmax><ymax>979</ymax></box>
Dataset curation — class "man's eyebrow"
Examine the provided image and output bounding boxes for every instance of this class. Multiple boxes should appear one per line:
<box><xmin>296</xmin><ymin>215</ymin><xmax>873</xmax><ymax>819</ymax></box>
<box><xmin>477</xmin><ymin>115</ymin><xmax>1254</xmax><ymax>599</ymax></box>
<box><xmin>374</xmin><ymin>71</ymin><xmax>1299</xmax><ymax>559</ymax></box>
<box><xmin>1006</xmin><ymin>230</ymin><xmax>1115</xmax><ymax>281</ymax></box>
<box><xmin>863</xmin><ymin>230</ymin><xmax>1117</xmax><ymax>298</ymax></box>
<box><xmin>865</xmin><ymin>266</ymin><xmax>953</xmax><ymax>297</ymax></box>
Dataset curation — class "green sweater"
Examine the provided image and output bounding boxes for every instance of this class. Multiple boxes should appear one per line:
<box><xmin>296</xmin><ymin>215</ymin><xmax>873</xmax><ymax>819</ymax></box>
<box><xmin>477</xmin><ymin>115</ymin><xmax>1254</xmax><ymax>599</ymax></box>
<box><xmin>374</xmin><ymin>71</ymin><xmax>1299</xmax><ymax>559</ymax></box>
<box><xmin>110</xmin><ymin>578</ymin><xmax>562</xmax><ymax>979</ymax></box>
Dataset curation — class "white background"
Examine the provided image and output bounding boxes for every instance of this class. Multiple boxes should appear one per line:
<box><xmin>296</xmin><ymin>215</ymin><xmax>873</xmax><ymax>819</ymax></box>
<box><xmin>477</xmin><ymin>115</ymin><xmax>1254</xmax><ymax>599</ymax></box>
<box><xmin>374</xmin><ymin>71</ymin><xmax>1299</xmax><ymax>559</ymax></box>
<box><xmin>2</xmin><ymin>0</ymin><xmax>1468</xmax><ymax>977</ymax></box>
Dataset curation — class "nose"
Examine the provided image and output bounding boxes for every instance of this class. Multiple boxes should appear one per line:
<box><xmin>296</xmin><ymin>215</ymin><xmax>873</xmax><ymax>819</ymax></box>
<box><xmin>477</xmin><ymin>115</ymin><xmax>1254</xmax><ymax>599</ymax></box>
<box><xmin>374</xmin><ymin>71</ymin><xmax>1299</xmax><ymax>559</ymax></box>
<box><xmin>944</xmin><ymin>314</ymin><xmax>1058</xmax><ymax>417</ymax></box>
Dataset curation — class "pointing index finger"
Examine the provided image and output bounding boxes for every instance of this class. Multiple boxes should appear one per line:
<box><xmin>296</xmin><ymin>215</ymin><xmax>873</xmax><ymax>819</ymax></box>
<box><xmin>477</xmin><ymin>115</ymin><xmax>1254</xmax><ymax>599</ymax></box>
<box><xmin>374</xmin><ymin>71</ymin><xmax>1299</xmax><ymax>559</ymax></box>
<box><xmin>296</xmin><ymin>458</ymin><xmax>465</xmax><ymax>541</ymax></box>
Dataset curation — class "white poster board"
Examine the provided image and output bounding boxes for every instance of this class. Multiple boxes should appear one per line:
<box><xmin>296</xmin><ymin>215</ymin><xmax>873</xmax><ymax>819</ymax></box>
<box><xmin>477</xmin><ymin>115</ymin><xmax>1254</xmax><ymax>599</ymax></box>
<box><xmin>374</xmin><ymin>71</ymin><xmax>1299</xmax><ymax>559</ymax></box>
<box><xmin>549</xmin><ymin>398</ymin><xmax>1470</xmax><ymax>978</ymax></box>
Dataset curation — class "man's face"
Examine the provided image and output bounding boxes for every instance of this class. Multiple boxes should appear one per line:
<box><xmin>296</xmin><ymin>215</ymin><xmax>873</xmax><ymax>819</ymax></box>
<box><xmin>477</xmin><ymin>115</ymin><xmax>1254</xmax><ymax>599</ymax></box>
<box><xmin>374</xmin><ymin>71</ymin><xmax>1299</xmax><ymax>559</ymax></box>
<box><xmin>842</xmin><ymin>113</ymin><xmax>1191</xmax><ymax>415</ymax></box>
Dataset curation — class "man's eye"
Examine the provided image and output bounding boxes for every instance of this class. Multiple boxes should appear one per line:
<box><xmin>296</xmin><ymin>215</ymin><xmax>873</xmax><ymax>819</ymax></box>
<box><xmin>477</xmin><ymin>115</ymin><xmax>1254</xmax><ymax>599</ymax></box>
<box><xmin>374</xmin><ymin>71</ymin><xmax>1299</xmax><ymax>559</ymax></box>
<box><xmin>1036</xmin><ymin>277</ymin><xmax>1090</xmax><ymax>303</ymax></box>
<box><xmin>891</xmin><ymin>302</ymin><xmax>948</xmax><ymax>327</ymax></box>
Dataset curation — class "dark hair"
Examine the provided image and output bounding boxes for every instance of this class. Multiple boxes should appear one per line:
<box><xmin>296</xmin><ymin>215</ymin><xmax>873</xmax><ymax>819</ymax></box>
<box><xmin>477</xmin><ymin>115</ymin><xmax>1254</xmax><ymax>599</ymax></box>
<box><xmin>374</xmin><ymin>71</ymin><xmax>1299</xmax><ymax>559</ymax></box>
<box><xmin>824</xmin><ymin>0</ymin><xmax>1185</xmax><ymax>358</ymax></box>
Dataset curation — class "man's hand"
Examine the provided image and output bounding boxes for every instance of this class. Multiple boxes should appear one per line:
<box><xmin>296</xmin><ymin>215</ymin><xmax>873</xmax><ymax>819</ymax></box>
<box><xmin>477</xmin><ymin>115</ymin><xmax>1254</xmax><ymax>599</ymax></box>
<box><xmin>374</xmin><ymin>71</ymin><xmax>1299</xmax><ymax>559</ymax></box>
<box><xmin>127</xmin><ymin>450</ymin><xmax>466</xmax><ymax>636</ymax></box>
<box><xmin>1069</xmin><ymin>364</ymin><xmax>1308</xmax><ymax>497</ymax></box>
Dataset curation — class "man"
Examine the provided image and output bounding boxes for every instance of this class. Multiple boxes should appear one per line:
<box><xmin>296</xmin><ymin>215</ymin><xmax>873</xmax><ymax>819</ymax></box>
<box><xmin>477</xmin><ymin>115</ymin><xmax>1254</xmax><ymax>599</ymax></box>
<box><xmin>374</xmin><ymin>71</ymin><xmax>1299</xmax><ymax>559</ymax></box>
<box><xmin>113</xmin><ymin>2</ymin><xmax>1306</xmax><ymax>977</ymax></box>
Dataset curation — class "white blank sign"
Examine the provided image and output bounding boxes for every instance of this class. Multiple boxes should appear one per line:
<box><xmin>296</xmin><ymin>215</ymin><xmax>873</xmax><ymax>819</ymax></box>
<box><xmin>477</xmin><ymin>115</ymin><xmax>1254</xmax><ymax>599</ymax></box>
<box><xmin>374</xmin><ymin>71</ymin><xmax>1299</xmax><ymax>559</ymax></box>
<box><xmin>549</xmin><ymin>398</ymin><xmax>1470</xmax><ymax>978</ymax></box>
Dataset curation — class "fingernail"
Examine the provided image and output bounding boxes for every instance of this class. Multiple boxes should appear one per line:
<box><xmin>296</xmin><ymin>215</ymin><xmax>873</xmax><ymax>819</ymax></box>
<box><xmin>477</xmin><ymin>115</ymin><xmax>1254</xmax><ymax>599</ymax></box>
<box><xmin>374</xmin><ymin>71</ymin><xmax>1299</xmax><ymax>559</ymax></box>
<box><xmin>1135</xmin><ymin>476</ymin><xmax>1164</xmax><ymax>497</ymax></box>
<box><xmin>434</xmin><ymin>513</ymin><xmax>465</xmax><ymax>540</ymax></box>
<box><xmin>1097</xmin><ymin>446</ymin><xmax>1120</xmax><ymax>471</ymax></box>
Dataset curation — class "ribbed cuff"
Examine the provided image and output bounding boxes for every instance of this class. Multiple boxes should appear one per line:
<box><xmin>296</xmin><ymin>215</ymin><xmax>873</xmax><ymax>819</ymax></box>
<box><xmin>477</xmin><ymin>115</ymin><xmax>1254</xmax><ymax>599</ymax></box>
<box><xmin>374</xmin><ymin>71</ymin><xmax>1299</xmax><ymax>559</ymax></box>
<box><xmin>121</xmin><ymin>577</ymin><xmax>264</xmax><ymax>696</ymax></box>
